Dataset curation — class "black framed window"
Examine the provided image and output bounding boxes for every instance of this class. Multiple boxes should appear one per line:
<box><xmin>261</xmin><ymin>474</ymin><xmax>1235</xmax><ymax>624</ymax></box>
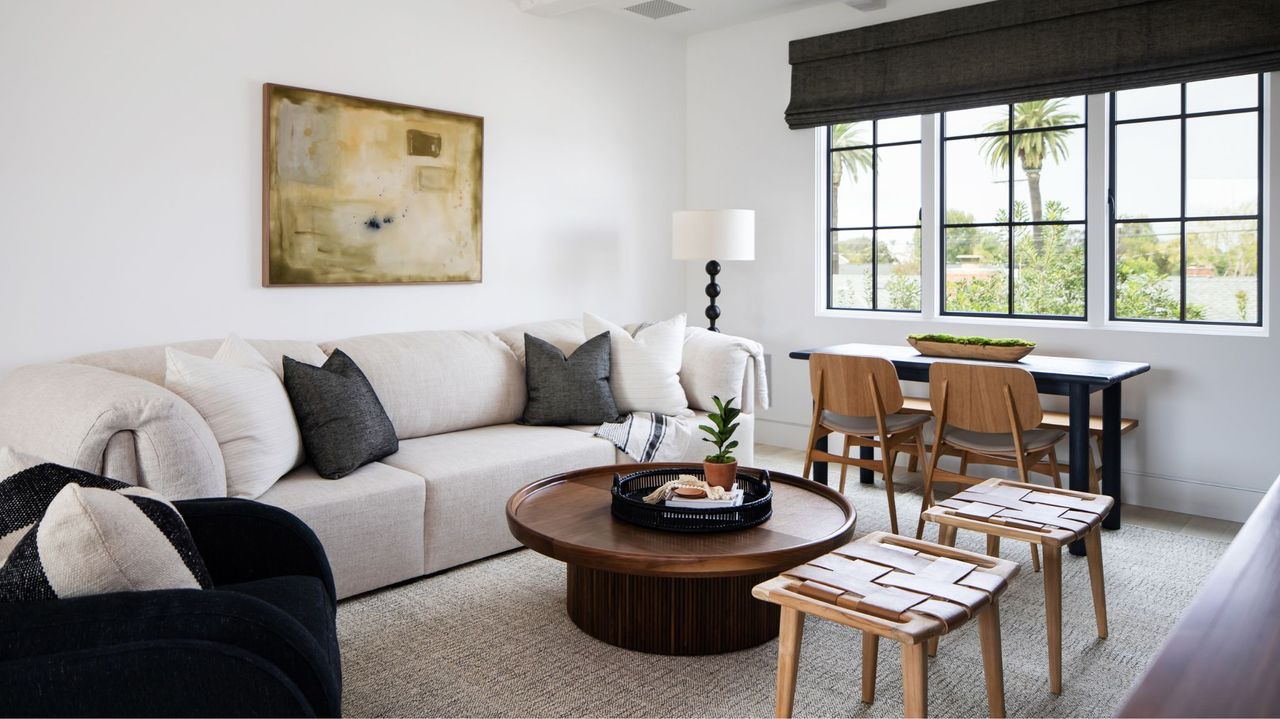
<box><xmin>826</xmin><ymin>117</ymin><xmax>922</xmax><ymax>311</ymax></box>
<box><xmin>941</xmin><ymin>97</ymin><xmax>1088</xmax><ymax>319</ymax></box>
<box><xmin>1110</xmin><ymin>74</ymin><xmax>1263</xmax><ymax>325</ymax></box>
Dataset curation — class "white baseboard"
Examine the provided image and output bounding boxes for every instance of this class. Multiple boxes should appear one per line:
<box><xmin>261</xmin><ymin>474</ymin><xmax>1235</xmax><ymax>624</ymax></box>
<box><xmin>756</xmin><ymin>418</ymin><xmax>1262</xmax><ymax>523</ymax></box>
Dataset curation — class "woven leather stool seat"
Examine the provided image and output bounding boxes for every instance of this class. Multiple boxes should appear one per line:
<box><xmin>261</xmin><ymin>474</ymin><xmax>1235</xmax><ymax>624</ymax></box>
<box><xmin>754</xmin><ymin>531</ymin><xmax>1019</xmax><ymax>718</ymax></box>
<box><xmin>936</xmin><ymin>479</ymin><xmax>1111</xmax><ymax>540</ymax></box>
<box><xmin>923</xmin><ymin>478</ymin><xmax>1113</xmax><ymax>696</ymax></box>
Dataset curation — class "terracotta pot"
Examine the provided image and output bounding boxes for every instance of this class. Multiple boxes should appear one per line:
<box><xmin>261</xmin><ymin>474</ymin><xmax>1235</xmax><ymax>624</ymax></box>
<box><xmin>703</xmin><ymin>460</ymin><xmax>738</xmax><ymax>491</ymax></box>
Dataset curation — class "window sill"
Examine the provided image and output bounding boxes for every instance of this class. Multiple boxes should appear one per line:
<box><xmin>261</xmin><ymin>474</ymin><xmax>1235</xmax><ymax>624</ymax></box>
<box><xmin>814</xmin><ymin>307</ymin><xmax>1269</xmax><ymax>337</ymax></box>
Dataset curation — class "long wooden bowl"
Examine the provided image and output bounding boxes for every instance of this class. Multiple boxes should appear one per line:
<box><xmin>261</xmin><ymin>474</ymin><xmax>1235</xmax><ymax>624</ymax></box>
<box><xmin>907</xmin><ymin>337</ymin><xmax>1034</xmax><ymax>362</ymax></box>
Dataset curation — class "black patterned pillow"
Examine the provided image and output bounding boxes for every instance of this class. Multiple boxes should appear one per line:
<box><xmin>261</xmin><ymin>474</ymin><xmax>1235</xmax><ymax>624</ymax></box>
<box><xmin>0</xmin><ymin>464</ymin><xmax>212</xmax><ymax>603</ymax></box>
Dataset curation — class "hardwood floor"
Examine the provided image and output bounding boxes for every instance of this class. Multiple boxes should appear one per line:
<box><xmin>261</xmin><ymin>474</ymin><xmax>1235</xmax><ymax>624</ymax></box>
<box><xmin>752</xmin><ymin>443</ymin><xmax>1242</xmax><ymax>543</ymax></box>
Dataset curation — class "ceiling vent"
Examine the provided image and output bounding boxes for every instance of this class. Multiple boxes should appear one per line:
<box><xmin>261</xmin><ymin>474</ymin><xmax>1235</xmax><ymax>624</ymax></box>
<box><xmin>623</xmin><ymin>0</ymin><xmax>692</xmax><ymax>20</ymax></box>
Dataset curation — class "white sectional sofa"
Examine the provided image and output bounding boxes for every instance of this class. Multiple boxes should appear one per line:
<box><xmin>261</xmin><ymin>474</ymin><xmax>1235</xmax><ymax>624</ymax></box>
<box><xmin>0</xmin><ymin>318</ymin><xmax>767</xmax><ymax>598</ymax></box>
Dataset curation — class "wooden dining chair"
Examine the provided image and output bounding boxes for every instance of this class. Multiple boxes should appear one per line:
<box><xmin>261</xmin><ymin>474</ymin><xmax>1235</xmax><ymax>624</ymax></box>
<box><xmin>803</xmin><ymin>354</ymin><xmax>929</xmax><ymax>535</ymax></box>
<box><xmin>923</xmin><ymin>362</ymin><xmax>1067</xmax><ymax>561</ymax></box>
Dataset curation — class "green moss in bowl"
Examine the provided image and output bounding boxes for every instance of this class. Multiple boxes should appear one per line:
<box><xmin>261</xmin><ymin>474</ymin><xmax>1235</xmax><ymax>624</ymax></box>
<box><xmin>908</xmin><ymin>333</ymin><xmax>1036</xmax><ymax>348</ymax></box>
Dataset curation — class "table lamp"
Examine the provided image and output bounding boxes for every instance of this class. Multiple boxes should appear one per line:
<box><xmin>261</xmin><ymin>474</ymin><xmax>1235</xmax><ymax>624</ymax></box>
<box><xmin>672</xmin><ymin>209</ymin><xmax>755</xmax><ymax>332</ymax></box>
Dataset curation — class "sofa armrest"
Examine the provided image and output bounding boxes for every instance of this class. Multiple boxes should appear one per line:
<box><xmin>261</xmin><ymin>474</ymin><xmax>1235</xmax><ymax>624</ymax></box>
<box><xmin>177</xmin><ymin>498</ymin><xmax>336</xmax><ymax>607</ymax></box>
<box><xmin>680</xmin><ymin>328</ymin><xmax>770</xmax><ymax>414</ymax></box>
<box><xmin>0</xmin><ymin>588</ymin><xmax>340</xmax><ymax>717</ymax></box>
<box><xmin>0</xmin><ymin>363</ymin><xmax>225</xmax><ymax>498</ymax></box>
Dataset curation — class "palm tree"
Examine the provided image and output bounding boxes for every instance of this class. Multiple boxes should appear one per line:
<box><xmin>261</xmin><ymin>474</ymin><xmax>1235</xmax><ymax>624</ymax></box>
<box><xmin>979</xmin><ymin>99</ymin><xmax>1078</xmax><ymax>252</ymax></box>
<box><xmin>830</xmin><ymin>123</ymin><xmax>874</xmax><ymax>227</ymax></box>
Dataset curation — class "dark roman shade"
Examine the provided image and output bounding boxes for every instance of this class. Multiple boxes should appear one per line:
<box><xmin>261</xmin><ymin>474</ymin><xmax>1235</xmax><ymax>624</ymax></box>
<box><xmin>786</xmin><ymin>0</ymin><xmax>1280</xmax><ymax>129</ymax></box>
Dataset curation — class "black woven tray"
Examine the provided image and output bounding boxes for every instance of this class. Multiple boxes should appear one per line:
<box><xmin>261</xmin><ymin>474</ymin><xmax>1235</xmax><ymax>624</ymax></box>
<box><xmin>611</xmin><ymin>467</ymin><xmax>773</xmax><ymax>533</ymax></box>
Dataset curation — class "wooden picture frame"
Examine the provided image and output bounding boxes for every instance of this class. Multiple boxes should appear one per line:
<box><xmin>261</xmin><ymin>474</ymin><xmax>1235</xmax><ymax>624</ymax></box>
<box><xmin>262</xmin><ymin>83</ymin><xmax>483</xmax><ymax>286</ymax></box>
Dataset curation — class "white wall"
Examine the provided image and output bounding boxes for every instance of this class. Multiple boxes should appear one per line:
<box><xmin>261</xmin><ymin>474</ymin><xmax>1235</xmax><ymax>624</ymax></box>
<box><xmin>0</xmin><ymin>0</ymin><xmax>687</xmax><ymax>372</ymax></box>
<box><xmin>686</xmin><ymin>1</ymin><xmax>1280</xmax><ymax>521</ymax></box>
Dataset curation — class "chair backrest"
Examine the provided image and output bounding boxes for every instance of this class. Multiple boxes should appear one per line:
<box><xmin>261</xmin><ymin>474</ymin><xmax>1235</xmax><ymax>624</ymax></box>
<box><xmin>928</xmin><ymin>362</ymin><xmax>1042</xmax><ymax>433</ymax></box>
<box><xmin>809</xmin><ymin>354</ymin><xmax>905</xmax><ymax>417</ymax></box>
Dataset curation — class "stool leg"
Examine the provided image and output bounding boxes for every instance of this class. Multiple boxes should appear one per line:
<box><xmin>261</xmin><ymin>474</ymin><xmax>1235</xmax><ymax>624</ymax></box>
<box><xmin>902</xmin><ymin>641</ymin><xmax>928</xmax><ymax>719</ymax></box>
<box><xmin>1043</xmin><ymin>543</ymin><xmax>1063</xmax><ymax>695</ymax></box>
<box><xmin>1085</xmin><ymin>527</ymin><xmax>1109</xmax><ymax>639</ymax></box>
<box><xmin>938</xmin><ymin>524</ymin><xmax>956</xmax><ymax>547</ymax></box>
<box><xmin>1030</xmin><ymin>543</ymin><xmax>1041</xmax><ymax>573</ymax></box>
<box><xmin>861</xmin><ymin>632</ymin><xmax>878</xmax><ymax>704</ymax></box>
<box><xmin>986</xmin><ymin>534</ymin><xmax>1000</xmax><ymax>558</ymax></box>
<box><xmin>775</xmin><ymin>607</ymin><xmax>805</xmax><ymax>718</ymax></box>
<box><xmin>978</xmin><ymin>600</ymin><xmax>1006</xmax><ymax>719</ymax></box>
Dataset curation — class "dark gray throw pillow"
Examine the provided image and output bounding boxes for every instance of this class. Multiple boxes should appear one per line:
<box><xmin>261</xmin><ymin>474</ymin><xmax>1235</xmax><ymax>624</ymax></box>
<box><xmin>283</xmin><ymin>349</ymin><xmax>398</xmax><ymax>479</ymax></box>
<box><xmin>522</xmin><ymin>332</ymin><xmax>622</xmax><ymax>426</ymax></box>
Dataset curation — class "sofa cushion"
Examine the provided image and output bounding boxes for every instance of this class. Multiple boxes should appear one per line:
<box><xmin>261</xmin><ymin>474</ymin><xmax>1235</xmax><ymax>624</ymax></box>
<box><xmin>256</xmin><ymin>462</ymin><xmax>425</xmax><ymax>599</ymax></box>
<box><xmin>283</xmin><ymin>350</ymin><xmax>398</xmax><ymax>480</ymax></box>
<box><xmin>380</xmin><ymin>425</ymin><xmax>616</xmax><ymax>574</ymax></box>
<box><xmin>522</xmin><ymin>332</ymin><xmax>620</xmax><ymax>426</ymax></box>
<box><xmin>495</xmin><ymin>319</ymin><xmax>584</xmax><ymax>365</ymax></box>
<box><xmin>584</xmin><ymin>313</ymin><xmax>690</xmax><ymax>416</ymax></box>
<box><xmin>321</xmin><ymin>331</ymin><xmax>525</xmax><ymax>439</ymax></box>
<box><xmin>165</xmin><ymin>336</ymin><xmax>303</xmax><ymax>498</ymax></box>
<box><xmin>73</xmin><ymin>340</ymin><xmax>329</xmax><ymax>386</ymax></box>
<box><xmin>0</xmin><ymin>465</ymin><xmax>212</xmax><ymax>603</ymax></box>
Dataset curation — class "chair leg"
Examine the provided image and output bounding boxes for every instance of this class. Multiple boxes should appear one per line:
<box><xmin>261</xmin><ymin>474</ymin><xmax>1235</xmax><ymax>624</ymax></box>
<box><xmin>861</xmin><ymin>632</ymin><xmax>878</xmax><ymax>704</ymax></box>
<box><xmin>839</xmin><ymin>436</ymin><xmax>852</xmax><ymax>494</ymax></box>
<box><xmin>901</xmin><ymin>641</ymin><xmax>928</xmax><ymax>719</ymax></box>
<box><xmin>976</xmin><ymin>601</ymin><xmax>1006</xmax><ymax>718</ymax></box>
<box><xmin>1085</xmin><ymin>527</ymin><xmax>1109</xmax><ymax>639</ymax></box>
<box><xmin>1013</xmin><ymin>457</ymin><xmax>1043</xmax><ymax>572</ymax></box>
<box><xmin>1047</xmin><ymin>446</ymin><xmax>1064</xmax><ymax>489</ymax></box>
<box><xmin>882</xmin><ymin>441</ymin><xmax>899</xmax><ymax>535</ymax></box>
<box><xmin>1089</xmin><ymin>438</ymin><xmax>1102</xmax><ymax>495</ymax></box>
<box><xmin>802</xmin><ymin>419</ymin><xmax>822</xmax><ymax>480</ymax></box>
<box><xmin>908</xmin><ymin>452</ymin><xmax>919</xmax><ymax>473</ymax></box>
<box><xmin>920</xmin><ymin>437</ymin><xmax>945</xmax><ymax>540</ymax></box>
<box><xmin>986</xmin><ymin>534</ymin><xmax>1000</xmax><ymax>558</ymax></box>
<box><xmin>914</xmin><ymin>431</ymin><xmax>933</xmax><ymax>540</ymax></box>
<box><xmin>775</xmin><ymin>606</ymin><xmax>805</xmax><ymax>718</ymax></box>
<box><xmin>958</xmin><ymin>451</ymin><xmax>970</xmax><ymax>476</ymax></box>
<box><xmin>1043</xmin><ymin>543</ymin><xmax>1063</xmax><ymax>695</ymax></box>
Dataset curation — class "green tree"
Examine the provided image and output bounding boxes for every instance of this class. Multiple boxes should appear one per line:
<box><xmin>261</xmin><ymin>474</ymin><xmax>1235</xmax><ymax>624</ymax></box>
<box><xmin>830</xmin><ymin>123</ymin><xmax>874</xmax><ymax>227</ymax></box>
<box><xmin>979</xmin><ymin>99</ymin><xmax>1079</xmax><ymax>252</ymax></box>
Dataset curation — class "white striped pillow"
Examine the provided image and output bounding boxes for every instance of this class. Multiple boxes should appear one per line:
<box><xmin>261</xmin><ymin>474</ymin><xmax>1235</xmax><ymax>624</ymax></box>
<box><xmin>0</xmin><ymin>464</ymin><xmax>211</xmax><ymax>602</ymax></box>
<box><xmin>583</xmin><ymin>312</ymin><xmax>690</xmax><ymax>416</ymax></box>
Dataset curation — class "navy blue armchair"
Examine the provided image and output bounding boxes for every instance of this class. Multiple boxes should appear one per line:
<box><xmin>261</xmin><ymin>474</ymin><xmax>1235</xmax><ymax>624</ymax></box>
<box><xmin>0</xmin><ymin>498</ymin><xmax>341</xmax><ymax>717</ymax></box>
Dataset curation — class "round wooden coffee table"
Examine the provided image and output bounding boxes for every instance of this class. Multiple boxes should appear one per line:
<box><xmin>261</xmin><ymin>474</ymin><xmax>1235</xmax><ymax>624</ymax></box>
<box><xmin>506</xmin><ymin>463</ymin><xmax>856</xmax><ymax>655</ymax></box>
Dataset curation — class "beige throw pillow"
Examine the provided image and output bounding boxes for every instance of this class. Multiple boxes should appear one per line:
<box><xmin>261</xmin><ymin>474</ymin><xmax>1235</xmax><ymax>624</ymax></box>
<box><xmin>164</xmin><ymin>335</ymin><xmax>303</xmax><ymax>499</ymax></box>
<box><xmin>583</xmin><ymin>312</ymin><xmax>689</xmax><ymax>416</ymax></box>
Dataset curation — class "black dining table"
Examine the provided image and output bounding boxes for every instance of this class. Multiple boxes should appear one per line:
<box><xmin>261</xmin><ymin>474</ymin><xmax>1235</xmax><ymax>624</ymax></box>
<box><xmin>789</xmin><ymin>343</ymin><xmax>1150</xmax><ymax>555</ymax></box>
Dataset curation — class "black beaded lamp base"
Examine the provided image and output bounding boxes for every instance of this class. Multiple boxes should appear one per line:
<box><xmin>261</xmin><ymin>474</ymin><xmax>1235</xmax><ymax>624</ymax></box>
<box><xmin>704</xmin><ymin>259</ymin><xmax>721</xmax><ymax>332</ymax></box>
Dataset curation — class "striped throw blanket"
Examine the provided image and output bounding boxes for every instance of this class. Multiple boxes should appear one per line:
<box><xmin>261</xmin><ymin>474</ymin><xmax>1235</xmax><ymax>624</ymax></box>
<box><xmin>595</xmin><ymin>412</ymin><xmax>692</xmax><ymax>463</ymax></box>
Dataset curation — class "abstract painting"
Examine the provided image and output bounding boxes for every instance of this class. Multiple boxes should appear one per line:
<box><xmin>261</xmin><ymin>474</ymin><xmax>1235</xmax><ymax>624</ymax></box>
<box><xmin>263</xmin><ymin>84</ymin><xmax>483</xmax><ymax>285</ymax></box>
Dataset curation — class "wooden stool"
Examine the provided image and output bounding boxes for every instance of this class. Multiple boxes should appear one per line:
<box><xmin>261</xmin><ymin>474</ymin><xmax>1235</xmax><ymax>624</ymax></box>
<box><xmin>753</xmin><ymin>531</ymin><xmax>1019</xmax><ymax>718</ymax></box>
<box><xmin>922</xmin><ymin>478</ymin><xmax>1112</xmax><ymax>695</ymax></box>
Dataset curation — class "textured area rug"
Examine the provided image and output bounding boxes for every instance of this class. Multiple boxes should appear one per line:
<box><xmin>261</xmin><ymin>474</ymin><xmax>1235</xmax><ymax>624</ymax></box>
<box><xmin>337</xmin><ymin>482</ymin><xmax>1227</xmax><ymax>718</ymax></box>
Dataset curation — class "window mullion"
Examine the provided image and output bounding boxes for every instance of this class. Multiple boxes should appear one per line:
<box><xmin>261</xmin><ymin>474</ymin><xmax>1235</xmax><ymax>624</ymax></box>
<box><xmin>921</xmin><ymin>113</ymin><xmax>939</xmax><ymax>319</ymax></box>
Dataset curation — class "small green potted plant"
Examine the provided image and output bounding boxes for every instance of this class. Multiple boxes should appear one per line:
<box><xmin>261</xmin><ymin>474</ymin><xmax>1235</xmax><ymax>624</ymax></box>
<box><xmin>699</xmin><ymin>395</ymin><xmax>741</xmax><ymax>490</ymax></box>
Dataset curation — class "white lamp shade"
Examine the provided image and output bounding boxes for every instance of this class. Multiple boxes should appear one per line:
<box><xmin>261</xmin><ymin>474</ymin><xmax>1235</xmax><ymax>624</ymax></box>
<box><xmin>671</xmin><ymin>210</ymin><xmax>755</xmax><ymax>261</ymax></box>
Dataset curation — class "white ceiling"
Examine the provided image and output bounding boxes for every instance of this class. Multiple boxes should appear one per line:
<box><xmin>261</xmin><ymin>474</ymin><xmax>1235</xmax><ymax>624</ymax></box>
<box><xmin>514</xmin><ymin>0</ymin><xmax>886</xmax><ymax>35</ymax></box>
